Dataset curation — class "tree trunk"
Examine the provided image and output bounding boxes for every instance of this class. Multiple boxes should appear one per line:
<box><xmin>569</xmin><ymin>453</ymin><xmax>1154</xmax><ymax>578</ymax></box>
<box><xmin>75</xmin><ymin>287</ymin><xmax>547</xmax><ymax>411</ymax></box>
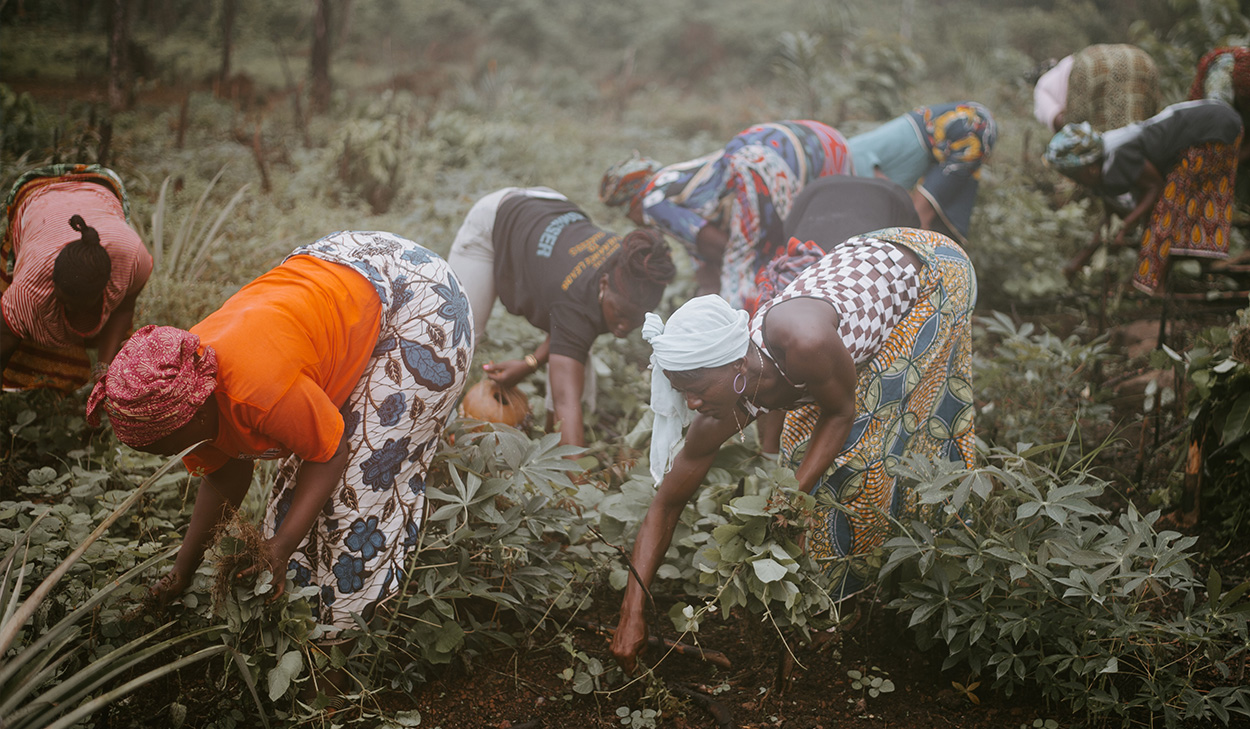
<box><xmin>107</xmin><ymin>0</ymin><xmax>130</xmax><ymax>112</ymax></box>
<box><xmin>219</xmin><ymin>0</ymin><xmax>237</xmax><ymax>82</ymax></box>
<box><xmin>310</xmin><ymin>0</ymin><xmax>332</xmax><ymax>113</ymax></box>
<box><xmin>334</xmin><ymin>0</ymin><xmax>353</xmax><ymax>50</ymax></box>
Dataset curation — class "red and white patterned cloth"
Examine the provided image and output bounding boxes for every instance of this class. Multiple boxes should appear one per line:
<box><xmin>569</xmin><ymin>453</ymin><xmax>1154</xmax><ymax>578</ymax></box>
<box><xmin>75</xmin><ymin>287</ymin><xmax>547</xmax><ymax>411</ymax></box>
<box><xmin>750</xmin><ymin>234</ymin><xmax>920</xmax><ymax>368</ymax></box>
<box><xmin>2</xmin><ymin>179</ymin><xmax>152</xmax><ymax>348</ymax></box>
<box><xmin>85</xmin><ymin>325</ymin><xmax>219</xmax><ymax>447</ymax></box>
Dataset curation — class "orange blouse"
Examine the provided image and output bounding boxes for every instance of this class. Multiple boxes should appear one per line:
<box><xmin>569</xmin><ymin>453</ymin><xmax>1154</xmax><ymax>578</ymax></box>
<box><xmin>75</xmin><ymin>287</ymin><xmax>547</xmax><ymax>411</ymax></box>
<box><xmin>183</xmin><ymin>254</ymin><xmax>382</xmax><ymax>475</ymax></box>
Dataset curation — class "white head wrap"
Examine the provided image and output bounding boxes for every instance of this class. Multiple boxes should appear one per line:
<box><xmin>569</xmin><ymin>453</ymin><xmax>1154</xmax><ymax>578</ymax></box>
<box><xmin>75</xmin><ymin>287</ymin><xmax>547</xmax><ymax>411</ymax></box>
<box><xmin>642</xmin><ymin>295</ymin><xmax>751</xmax><ymax>484</ymax></box>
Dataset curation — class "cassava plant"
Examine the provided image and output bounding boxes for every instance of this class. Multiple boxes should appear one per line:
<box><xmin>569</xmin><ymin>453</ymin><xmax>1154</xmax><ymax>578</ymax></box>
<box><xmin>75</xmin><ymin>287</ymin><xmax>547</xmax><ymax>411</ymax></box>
<box><xmin>881</xmin><ymin>446</ymin><xmax>1250</xmax><ymax>728</ymax></box>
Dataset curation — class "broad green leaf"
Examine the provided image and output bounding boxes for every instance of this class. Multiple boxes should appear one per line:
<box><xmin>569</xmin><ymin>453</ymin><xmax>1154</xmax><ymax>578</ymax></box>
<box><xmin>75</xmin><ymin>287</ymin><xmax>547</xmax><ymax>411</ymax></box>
<box><xmin>1221</xmin><ymin>392</ymin><xmax>1250</xmax><ymax>446</ymax></box>
<box><xmin>752</xmin><ymin>558</ymin><xmax>788</xmax><ymax>583</ymax></box>
<box><xmin>266</xmin><ymin>650</ymin><xmax>303</xmax><ymax>701</ymax></box>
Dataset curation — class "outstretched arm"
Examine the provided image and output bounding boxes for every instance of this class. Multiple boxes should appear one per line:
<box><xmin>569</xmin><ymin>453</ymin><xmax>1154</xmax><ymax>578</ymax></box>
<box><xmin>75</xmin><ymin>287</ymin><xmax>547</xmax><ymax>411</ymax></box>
<box><xmin>611</xmin><ymin>410</ymin><xmax>742</xmax><ymax>673</ymax></box>
<box><xmin>761</xmin><ymin>299</ymin><xmax>858</xmax><ymax>492</ymax></box>
<box><xmin>153</xmin><ymin>456</ymin><xmax>255</xmax><ymax>605</ymax></box>
<box><xmin>547</xmin><ymin>353</ymin><xmax>587</xmax><ymax>447</ymax></box>
<box><xmin>251</xmin><ymin>422</ymin><xmax>352</xmax><ymax>600</ymax></box>
<box><xmin>94</xmin><ymin>291</ymin><xmax>140</xmax><ymax>369</ymax></box>
<box><xmin>1114</xmin><ymin>160</ymin><xmax>1164</xmax><ymax>247</ymax></box>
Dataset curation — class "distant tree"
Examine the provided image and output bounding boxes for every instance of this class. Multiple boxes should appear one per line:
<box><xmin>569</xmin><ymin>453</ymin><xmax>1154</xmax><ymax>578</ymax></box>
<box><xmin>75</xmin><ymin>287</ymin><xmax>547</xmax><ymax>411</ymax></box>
<box><xmin>310</xmin><ymin>0</ymin><xmax>332</xmax><ymax>112</ymax></box>
<box><xmin>107</xmin><ymin>0</ymin><xmax>130</xmax><ymax>112</ymax></box>
<box><xmin>219</xmin><ymin>0</ymin><xmax>237</xmax><ymax>82</ymax></box>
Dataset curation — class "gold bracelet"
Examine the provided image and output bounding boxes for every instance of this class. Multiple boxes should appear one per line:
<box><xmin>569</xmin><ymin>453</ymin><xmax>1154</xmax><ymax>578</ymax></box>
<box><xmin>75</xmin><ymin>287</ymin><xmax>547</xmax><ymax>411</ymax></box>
<box><xmin>524</xmin><ymin>354</ymin><xmax>540</xmax><ymax>371</ymax></box>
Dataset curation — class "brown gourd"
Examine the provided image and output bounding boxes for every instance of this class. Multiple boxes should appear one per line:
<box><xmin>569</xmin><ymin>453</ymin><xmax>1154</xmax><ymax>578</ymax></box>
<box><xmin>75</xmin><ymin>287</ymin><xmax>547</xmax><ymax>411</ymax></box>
<box><xmin>459</xmin><ymin>380</ymin><xmax>531</xmax><ymax>426</ymax></box>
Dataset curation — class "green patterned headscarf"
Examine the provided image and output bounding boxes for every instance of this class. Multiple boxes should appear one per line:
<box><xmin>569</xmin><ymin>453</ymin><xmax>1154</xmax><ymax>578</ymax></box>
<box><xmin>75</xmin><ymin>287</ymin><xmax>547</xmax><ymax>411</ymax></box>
<box><xmin>1043</xmin><ymin>122</ymin><xmax>1105</xmax><ymax>171</ymax></box>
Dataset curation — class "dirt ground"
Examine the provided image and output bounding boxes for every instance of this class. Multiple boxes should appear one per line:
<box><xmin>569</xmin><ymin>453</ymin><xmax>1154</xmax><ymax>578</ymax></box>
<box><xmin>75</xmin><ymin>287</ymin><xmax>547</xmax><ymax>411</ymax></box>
<box><xmin>401</xmin><ymin>592</ymin><xmax>1081</xmax><ymax>729</ymax></box>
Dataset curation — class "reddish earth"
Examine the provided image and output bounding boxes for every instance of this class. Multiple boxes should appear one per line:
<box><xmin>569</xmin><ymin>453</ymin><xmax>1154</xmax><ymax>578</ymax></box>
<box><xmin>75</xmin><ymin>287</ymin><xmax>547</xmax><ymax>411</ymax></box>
<box><xmin>401</xmin><ymin>593</ymin><xmax>1080</xmax><ymax>729</ymax></box>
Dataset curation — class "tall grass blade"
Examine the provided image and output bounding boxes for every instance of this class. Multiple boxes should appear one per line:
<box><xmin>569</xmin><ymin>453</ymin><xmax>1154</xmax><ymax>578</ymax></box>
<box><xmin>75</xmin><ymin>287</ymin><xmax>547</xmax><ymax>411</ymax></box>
<box><xmin>0</xmin><ymin>544</ymin><xmax>179</xmax><ymax>693</ymax></box>
<box><xmin>0</xmin><ymin>439</ymin><xmax>204</xmax><ymax>656</ymax></box>
<box><xmin>185</xmin><ymin>181</ymin><xmax>250</xmax><ymax>279</ymax></box>
<box><xmin>228</xmin><ymin>645</ymin><xmax>273</xmax><ymax>729</ymax></box>
<box><xmin>41</xmin><ymin>644</ymin><xmax>230</xmax><ymax>729</ymax></box>
<box><xmin>149</xmin><ymin>175</ymin><xmax>172</xmax><ymax>271</ymax></box>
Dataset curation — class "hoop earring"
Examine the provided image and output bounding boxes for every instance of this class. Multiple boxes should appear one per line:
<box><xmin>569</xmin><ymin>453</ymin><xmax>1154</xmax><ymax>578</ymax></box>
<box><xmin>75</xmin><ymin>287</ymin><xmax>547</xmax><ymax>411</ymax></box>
<box><xmin>733</xmin><ymin>372</ymin><xmax>746</xmax><ymax>395</ymax></box>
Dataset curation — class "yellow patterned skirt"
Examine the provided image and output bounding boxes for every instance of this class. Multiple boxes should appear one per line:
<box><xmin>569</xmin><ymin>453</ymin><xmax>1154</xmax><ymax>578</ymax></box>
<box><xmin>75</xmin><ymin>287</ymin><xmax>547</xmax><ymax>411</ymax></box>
<box><xmin>779</xmin><ymin>228</ymin><xmax>977</xmax><ymax>600</ymax></box>
<box><xmin>1133</xmin><ymin>136</ymin><xmax>1240</xmax><ymax>294</ymax></box>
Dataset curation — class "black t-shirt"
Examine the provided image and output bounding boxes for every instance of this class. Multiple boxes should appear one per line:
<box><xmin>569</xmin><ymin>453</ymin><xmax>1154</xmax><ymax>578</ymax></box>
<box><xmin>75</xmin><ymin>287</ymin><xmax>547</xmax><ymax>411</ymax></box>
<box><xmin>492</xmin><ymin>195</ymin><xmax>620</xmax><ymax>363</ymax></box>
<box><xmin>783</xmin><ymin>176</ymin><xmax>921</xmax><ymax>251</ymax></box>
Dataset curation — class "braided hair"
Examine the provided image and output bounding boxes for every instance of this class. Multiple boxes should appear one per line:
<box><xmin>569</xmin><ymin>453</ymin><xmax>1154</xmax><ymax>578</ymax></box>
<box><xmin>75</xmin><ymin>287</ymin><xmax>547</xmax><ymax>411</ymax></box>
<box><xmin>52</xmin><ymin>215</ymin><xmax>111</xmax><ymax>304</ymax></box>
<box><xmin>601</xmin><ymin>228</ymin><xmax>676</xmax><ymax>310</ymax></box>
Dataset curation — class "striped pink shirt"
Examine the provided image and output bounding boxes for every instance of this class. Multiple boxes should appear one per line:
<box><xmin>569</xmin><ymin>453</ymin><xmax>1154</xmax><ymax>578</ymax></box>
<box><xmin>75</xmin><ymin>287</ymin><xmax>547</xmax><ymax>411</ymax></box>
<box><xmin>2</xmin><ymin>180</ymin><xmax>152</xmax><ymax>349</ymax></box>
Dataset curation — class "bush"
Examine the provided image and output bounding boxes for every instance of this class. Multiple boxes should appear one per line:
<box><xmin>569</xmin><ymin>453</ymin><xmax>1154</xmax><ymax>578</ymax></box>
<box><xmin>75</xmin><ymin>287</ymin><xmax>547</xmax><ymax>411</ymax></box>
<box><xmin>973</xmin><ymin>311</ymin><xmax>1114</xmax><ymax>454</ymax></box>
<box><xmin>882</xmin><ymin>448</ymin><xmax>1250</xmax><ymax>727</ymax></box>
<box><xmin>1151</xmin><ymin>308</ymin><xmax>1250</xmax><ymax>545</ymax></box>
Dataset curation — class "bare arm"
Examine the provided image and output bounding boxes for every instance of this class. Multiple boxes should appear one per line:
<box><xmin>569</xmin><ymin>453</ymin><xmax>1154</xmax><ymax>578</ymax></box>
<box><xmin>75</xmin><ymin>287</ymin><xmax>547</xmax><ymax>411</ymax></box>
<box><xmin>252</xmin><ymin>423</ymin><xmax>352</xmax><ymax>599</ymax></box>
<box><xmin>94</xmin><ymin>291</ymin><xmax>139</xmax><ymax>368</ymax></box>
<box><xmin>547</xmin><ymin>352</ymin><xmax>587</xmax><ymax>447</ymax></box>
<box><xmin>0</xmin><ymin>309</ymin><xmax>20</xmax><ymax>373</ymax></box>
<box><xmin>693</xmin><ymin>223</ymin><xmax>728</xmax><ymax>296</ymax></box>
<box><xmin>1114</xmin><ymin>160</ymin><xmax>1164</xmax><ymax>246</ymax></box>
<box><xmin>762</xmin><ymin>299</ymin><xmax>858</xmax><ymax>492</ymax></box>
<box><xmin>153</xmin><ymin>456</ymin><xmax>255</xmax><ymax>605</ymax></box>
<box><xmin>611</xmin><ymin>410</ymin><xmax>742</xmax><ymax>673</ymax></box>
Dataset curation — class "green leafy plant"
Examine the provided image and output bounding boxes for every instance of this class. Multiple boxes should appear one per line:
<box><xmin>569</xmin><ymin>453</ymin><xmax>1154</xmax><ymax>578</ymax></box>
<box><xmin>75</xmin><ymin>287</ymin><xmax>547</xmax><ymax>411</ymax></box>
<box><xmin>882</xmin><ymin>447</ymin><xmax>1250</xmax><ymax>727</ymax></box>
<box><xmin>974</xmin><ymin>311</ymin><xmax>1113</xmax><ymax>455</ymax></box>
<box><xmin>325</xmin><ymin>92</ymin><xmax>422</xmax><ymax>214</ymax></box>
<box><xmin>1151</xmin><ymin>308</ymin><xmax>1250</xmax><ymax>543</ymax></box>
<box><xmin>615</xmin><ymin>705</ymin><xmax>660</xmax><ymax>729</ymax></box>
<box><xmin>558</xmin><ymin>634</ymin><xmax>609</xmax><ymax>696</ymax></box>
<box><xmin>352</xmin><ymin>422</ymin><xmax>609</xmax><ymax>692</ymax></box>
<box><xmin>847</xmin><ymin>666</ymin><xmax>896</xmax><ymax>699</ymax></box>
<box><xmin>0</xmin><ymin>450</ymin><xmax>226</xmax><ymax>729</ymax></box>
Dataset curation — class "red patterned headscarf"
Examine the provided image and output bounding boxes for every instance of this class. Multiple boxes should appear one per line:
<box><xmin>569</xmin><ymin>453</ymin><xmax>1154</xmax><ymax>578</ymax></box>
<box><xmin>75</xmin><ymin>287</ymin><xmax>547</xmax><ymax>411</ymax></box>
<box><xmin>85</xmin><ymin>324</ymin><xmax>218</xmax><ymax>448</ymax></box>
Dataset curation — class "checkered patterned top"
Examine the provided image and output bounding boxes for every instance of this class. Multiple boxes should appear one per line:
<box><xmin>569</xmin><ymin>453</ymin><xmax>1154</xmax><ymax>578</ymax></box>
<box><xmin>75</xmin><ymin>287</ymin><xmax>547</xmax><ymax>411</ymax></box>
<box><xmin>750</xmin><ymin>233</ymin><xmax>921</xmax><ymax>385</ymax></box>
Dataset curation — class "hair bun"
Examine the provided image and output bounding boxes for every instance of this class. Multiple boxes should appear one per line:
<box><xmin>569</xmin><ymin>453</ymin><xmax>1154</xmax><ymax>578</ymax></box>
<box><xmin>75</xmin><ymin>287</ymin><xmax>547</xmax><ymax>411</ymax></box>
<box><xmin>69</xmin><ymin>214</ymin><xmax>101</xmax><ymax>247</ymax></box>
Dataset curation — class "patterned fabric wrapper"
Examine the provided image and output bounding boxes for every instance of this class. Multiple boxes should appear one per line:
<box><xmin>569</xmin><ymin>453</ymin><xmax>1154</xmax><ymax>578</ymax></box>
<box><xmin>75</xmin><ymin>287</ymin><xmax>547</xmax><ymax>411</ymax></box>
<box><xmin>264</xmin><ymin>231</ymin><xmax>474</xmax><ymax>635</ymax></box>
<box><xmin>916</xmin><ymin>102</ymin><xmax>997</xmax><ymax>173</ymax></box>
<box><xmin>1</xmin><ymin>164</ymin><xmax>129</xmax><ymax>391</ymax></box>
<box><xmin>718</xmin><ymin>122</ymin><xmax>853</xmax><ymax>307</ymax></box>
<box><xmin>84</xmin><ymin>325</ymin><xmax>218</xmax><ymax>447</ymax></box>
<box><xmin>599</xmin><ymin>151</ymin><xmax>663</xmax><ymax>207</ymax></box>
<box><xmin>1188</xmin><ymin>47</ymin><xmax>1250</xmax><ymax>106</ymax></box>
<box><xmin>907</xmin><ymin>102</ymin><xmax>996</xmax><ymax>242</ymax></box>
<box><xmin>1066</xmin><ymin>44</ymin><xmax>1161</xmax><ymax>131</ymax></box>
<box><xmin>750</xmin><ymin>237</ymin><xmax>825</xmax><ymax>315</ymax></box>
<box><xmin>778</xmin><ymin>228</ymin><xmax>977</xmax><ymax>601</ymax></box>
<box><xmin>1044</xmin><ymin>122</ymin><xmax>1105</xmax><ymax>171</ymax></box>
<box><xmin>0</xmin><ymin>238</ymin><xmax>90</xmax><ymax>392</ymax></box>
<box><xmin>1133</xmin><ymin>136</ymin><xmax>1240</xmax><ymax>294</ymax></box>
